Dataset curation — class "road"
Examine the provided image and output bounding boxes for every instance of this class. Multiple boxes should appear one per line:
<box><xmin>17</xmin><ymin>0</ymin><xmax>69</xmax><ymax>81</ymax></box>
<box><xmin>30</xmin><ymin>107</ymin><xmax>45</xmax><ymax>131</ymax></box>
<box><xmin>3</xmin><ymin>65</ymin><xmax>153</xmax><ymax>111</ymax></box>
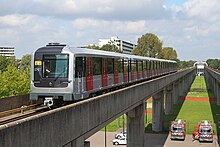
<box><xmin>86</xmin><ymin>131</ymin><xmax>219</xmax><ymax>147</ymax></box>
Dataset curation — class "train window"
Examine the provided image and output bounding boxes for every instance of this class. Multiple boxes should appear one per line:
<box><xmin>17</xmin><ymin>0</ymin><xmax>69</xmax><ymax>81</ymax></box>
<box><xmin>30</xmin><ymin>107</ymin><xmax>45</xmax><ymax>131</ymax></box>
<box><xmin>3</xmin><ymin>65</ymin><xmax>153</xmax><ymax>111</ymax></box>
<box><xmin>131</xmin><ymin>60</ymin><xmax>136</xmax><ymax>72</ymax></box>
<box><xmin>115</xmin><ymin>59</ymin><xmax>123</xmax><ymax>73</ymax></box>
<box><xmin>43</xmin><ymin>54</ymin><xmax>69</xmax><ymax>78</ymax></box>
<box><xmin>107</xmin><ymin>58</ymin><xmax>114</xmax><ymax>74</ymax></box>
<box><xmin>75</xmin><ymin>57</ymin><xmax>86</xmax><ymax>78</ymax></box>
<box><xmin>124</xmin><ymin>59</ymin><xmax>129</xmax><ymax>73</ymax></box>
<box><xmin>137</xmin><ymin>61</ymin><xmax>143</xmax><ymax>72</ymax></box>
<box><xmin>92</xmin><ymin>57</ymin><xmax>102</xmax><ymax>75</ymax></box>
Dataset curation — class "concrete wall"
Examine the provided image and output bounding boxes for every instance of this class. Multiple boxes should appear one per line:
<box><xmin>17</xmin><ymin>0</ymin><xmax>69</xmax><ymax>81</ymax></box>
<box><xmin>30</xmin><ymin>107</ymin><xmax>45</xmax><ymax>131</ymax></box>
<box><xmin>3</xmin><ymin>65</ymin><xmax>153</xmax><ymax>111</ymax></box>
<box><xmin>0</xmin><ymin>68</ymin><xmax>195</xmax><ymax>147</ymax></box>
<box><xmin>0</xmin><ymin>94</ymin><xmax>30</xmax><ymax>112</ymax></box>
<box><xmin>0</xmin><ymin>94</ymin><xmax>43</xmax><ymax>113</ymax></box>
<box><xmin>205</xmin><ymin>67</ymin><xmax>220</xmax><ymax>105</ymax></box>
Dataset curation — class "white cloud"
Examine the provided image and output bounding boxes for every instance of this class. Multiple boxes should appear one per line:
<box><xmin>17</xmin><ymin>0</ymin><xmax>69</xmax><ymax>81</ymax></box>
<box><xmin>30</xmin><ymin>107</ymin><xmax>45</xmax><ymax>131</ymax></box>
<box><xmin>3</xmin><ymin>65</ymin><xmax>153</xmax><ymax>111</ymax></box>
<box><xmin>0</xmin><ymin>14</ymin><xmax>35</xmax><ymax>27</ymax></box>
<box><xmin>72</xmin><ymin>18</ymin><xmax>147</xmax><ymax>34</ymax></box>
<box><xmin>0</xmin><ymin>0</ymin><xmax>167</xmax><ymax>20</ymax></box>
<box><xmin>184</xmin><ymin>0</ymin><xmax>220</xmax><ymax>22</ymax></box>
<box><xmin>0</xmin><ymin>0</ymin><xmax>219</xmax><ymax>61</ymax></box>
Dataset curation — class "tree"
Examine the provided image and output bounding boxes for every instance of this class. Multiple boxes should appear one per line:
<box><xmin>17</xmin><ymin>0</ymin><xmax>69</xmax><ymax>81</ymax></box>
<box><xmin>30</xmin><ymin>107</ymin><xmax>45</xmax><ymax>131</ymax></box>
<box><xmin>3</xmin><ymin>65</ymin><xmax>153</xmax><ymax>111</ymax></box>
<box><xmin>177</xmin><ymin>60</ymin><xmax>196</xmax><ymax>69</ymax></box>
<box><xmin>131</xmin><ymin>33</ymin><xmax>162</xmax><ymax>58</ymax></box>
<box><xmin>19</xmin><ymin>54</ymin><xmax>31</xmax><ymax>72</ymax></box>
<box><xmin>0</xmin><ymin>65</ymin><xmax>30</xmax><ymax>98</ymax></box>
<box><xmin>158</xmin><ymin>47</ymin><xmax>177</xmax><ymax>60</ymax></box>
<box><xmin>206</xmin><ymin>59</ymin><xmax>220</xmax><ymax>69</ymax></box>
<box><xmin>100</xmin><ymin>44</ymin><xmax>121</xmax><ymax>53</ymax></box>
<box><xmin>86</xmin><ymin>45</ymin><xmax>100</xmax><ymax>50</ymax></box>
<box><xmin>0</xmin><ymin>55</ymin><xmax>17</xmax><ymax>72</ymax></box>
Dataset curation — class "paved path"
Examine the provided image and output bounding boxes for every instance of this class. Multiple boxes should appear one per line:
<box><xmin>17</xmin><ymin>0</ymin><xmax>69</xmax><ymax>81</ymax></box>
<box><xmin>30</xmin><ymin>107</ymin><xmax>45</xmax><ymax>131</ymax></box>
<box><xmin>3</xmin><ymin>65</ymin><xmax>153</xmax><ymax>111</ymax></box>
<box><xmin>87</xmin><ymin>131</ymin><xmax>219</xmax><ymax>147</ymax></box>
<box><xmin>86</xmin><ymin>131</ymin><xmax>126</xmax><ymax>147</ymax></box>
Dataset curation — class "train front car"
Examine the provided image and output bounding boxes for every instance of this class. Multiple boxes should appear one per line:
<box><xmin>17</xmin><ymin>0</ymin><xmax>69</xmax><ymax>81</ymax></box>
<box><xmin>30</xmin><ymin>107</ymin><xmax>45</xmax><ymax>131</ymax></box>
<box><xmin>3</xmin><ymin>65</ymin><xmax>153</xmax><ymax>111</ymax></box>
<box><xmin>30</xmin><ymin>44</ymin><xmax>73</xmax><ymax>108</ymax></box>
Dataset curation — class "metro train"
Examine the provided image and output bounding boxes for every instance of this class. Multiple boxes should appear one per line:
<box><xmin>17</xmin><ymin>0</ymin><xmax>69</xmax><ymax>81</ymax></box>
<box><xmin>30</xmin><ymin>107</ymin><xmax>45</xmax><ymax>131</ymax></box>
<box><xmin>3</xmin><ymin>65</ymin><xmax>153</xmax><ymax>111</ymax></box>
<box><xmin>30</xmin><ymin>43</ymin><xmax>177</xmax><ymax>107</ymax></box>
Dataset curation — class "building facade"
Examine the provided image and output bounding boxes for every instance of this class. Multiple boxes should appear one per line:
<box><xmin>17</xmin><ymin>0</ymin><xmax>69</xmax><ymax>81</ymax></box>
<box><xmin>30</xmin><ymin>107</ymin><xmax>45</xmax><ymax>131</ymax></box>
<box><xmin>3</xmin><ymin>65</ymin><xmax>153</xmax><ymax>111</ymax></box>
<box><xmin>0</xmin><ymin>47</ymin><xmax>15</xmax><ymax>57</ymax></box>
<box><xmin>99</xmin><ymin>36</ymin><xmax>137</xmax><ymax>54</ymax></box>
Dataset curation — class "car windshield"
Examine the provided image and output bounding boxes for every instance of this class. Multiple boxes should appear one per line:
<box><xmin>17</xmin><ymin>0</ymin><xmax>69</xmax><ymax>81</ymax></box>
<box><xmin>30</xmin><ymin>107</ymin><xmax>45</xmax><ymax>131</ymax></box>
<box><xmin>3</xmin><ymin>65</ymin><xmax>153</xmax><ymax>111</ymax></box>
<box><xmin>200</xmin><ymin>128</ymin><xmax>212</xmax><ymax>134</ymax></box>
<box><xmin>172</xmin><ymin>127</ymin><xmax>183</xmax><ymax>132</ymax></box>
<box><xmin>43</xmin><ymin>54</ymin><xmax>69</xmax><ymax>78</ymax></box>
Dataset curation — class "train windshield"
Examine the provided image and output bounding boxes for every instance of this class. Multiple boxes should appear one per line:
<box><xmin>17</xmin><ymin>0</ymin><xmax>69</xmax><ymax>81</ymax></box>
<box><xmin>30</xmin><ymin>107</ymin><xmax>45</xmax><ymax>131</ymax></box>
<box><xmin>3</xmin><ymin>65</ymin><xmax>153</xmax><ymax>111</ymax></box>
<box><xmin>43</xmin><ymin>54</ymin><xmax>69</xmax><ymax>78</ymax></box>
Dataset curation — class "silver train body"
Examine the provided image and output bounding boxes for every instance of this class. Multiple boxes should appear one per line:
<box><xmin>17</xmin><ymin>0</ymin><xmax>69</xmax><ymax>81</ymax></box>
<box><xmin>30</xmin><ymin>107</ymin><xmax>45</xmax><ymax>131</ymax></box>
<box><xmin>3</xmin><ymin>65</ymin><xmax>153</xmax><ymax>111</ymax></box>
<box><xmin>30</xmin><ymin>44</ymin><xmax>177</xmax><ymax>107</ymax></box>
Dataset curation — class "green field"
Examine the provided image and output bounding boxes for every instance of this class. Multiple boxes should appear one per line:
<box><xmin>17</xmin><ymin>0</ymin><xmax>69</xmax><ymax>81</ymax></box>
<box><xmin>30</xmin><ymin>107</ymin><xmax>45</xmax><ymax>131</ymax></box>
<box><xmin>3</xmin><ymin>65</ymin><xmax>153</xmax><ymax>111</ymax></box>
<box><xmin>146</xmin><ymin>76</ymin><xmax>220</xmax><ymax>134</ymax></box>
<box><xmin>104</xmin><ymin>76</ymin><xmax>220</xmax><ymax>134</ymax></box>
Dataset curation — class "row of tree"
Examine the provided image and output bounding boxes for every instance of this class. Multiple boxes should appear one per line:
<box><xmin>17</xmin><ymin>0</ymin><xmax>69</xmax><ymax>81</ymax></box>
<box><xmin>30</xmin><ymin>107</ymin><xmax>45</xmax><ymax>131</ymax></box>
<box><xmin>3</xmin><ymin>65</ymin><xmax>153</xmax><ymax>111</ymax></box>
<box><xmin>131</xmin><ymin>33</ymin><xmax>177</xmax><ymax>60</ymax></box>
<box><xmin>87</xmin><ymin>33</ymin><xmax>178</xmax><ymax>60</ymax></box>
<box><xmin>0</xmin><ymin>55</ymin><xmax>31</xmax><ymax>98</ymax></box>
<box><xmin>207</xmin><ymin>59</ymin><xmax>220</xmax><ymax>69</ymax></box>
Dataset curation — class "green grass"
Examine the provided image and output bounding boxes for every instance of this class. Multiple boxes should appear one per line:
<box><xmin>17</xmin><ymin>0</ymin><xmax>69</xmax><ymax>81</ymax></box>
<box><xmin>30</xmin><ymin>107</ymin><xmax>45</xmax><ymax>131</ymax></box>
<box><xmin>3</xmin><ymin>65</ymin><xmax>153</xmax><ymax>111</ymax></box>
<box><xmin>187</xmin><ymin>76</ymin><xmax>209</xmax><ymax>98</ymax></box>
<box><xmin>145</xmin><ymin>75</ymin><xmax>220</xmax><ymax>135</ymax></box>
<box><xmin>101</xmin><ymin>115</ymin><xmax>127</xmax><ymax>132</ymax></box>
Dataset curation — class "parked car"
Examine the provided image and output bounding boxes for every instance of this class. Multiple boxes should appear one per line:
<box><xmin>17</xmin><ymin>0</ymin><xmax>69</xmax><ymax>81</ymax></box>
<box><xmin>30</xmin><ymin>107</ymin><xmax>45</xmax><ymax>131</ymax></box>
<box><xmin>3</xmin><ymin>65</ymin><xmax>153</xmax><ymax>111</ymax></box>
<box><xmin>113</xmin><ymin>136</ymin><xmax>127</xmax><ymax>145</ymax></box>
<box><xmin>170</xmin><ymin>119</ymin><xmax>186</xmax><ymax>140</ymax></box>
<box><xmin>193</xmin><ymin>120</ymin><xmax>213</xmax><ymax>142</ymax></box>
<box><xmin>115</xmin><ymin>131</ymin><xmax>127</xmax><ymax>139</ymax></box>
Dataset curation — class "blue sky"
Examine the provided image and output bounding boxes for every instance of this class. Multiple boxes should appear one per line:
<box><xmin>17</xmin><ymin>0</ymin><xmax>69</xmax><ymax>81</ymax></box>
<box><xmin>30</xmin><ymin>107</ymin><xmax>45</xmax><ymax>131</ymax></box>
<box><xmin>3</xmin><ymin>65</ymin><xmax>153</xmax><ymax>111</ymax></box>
<box><xmin>165</xmin><ymin>0</ymin><xmax>186</xmax><ymax>6</ymax></box>
<box><xmin>0</xmin><ymin>0</ymin><xmax>219</xmax><ymax>61</ymax></box>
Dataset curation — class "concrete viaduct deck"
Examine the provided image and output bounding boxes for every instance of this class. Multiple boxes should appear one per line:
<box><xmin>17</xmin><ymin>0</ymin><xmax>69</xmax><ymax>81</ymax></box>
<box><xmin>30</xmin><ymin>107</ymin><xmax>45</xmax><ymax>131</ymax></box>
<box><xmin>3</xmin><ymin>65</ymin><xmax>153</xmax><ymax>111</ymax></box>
<box><xmin>0</xmin><ymin>68</ymin><xmax>196</xmax><ymax>147</ymax></box>
<box><xmin>205</xmin><ymin>67</ymin><xmax>220</xmax><ymax>105</ymax></box>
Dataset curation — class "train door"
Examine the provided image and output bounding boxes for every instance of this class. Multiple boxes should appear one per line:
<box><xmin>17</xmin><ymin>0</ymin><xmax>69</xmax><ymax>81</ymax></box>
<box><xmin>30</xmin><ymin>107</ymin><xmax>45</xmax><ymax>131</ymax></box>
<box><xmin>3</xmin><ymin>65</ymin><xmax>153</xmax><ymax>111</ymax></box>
<box><xmin>114</xmin><ymin>59</ymin><xmax>119</xmax><ymax>85</ymax></box>
<box><xmin>131</xmin><ymin>60</ymin><xmax>136</xmax><ymax>81</ymax></box>
<box><xmin>137</xmin><ymin>60</ymin><xmax>142</xmax><ymax>79</ymax></box>
<box><xmin>107</xmin><ymin>58</ymin><xmax>114</xmax><ymax>86</ymax></box>
<box><xmin>102</xmin><ymin>58</ymin><xmax>108</xmax><ymax>87</ymax></box>
<box><xmin>75</xmin><ymin>57</ymin><xmax>86</xmax><ymax>95</ymax></box>
<box><xmin>86</xmin><ymin>57</ymin><xmax>93</xmax><ymax>91</ymax></box>
<box><xmin>143</xmin><ymin>61</ymin><xmax>147</xmax><ymax>78</ymax></box>
<box><xmin>149</xmin><ymin>61</ymin><xmax>152</xmax><ymax>77</ymax></box>
<box><xmin>123</xmin><ymin>59</ymin><xmax>129</xmax><ymax>83</ymax></box>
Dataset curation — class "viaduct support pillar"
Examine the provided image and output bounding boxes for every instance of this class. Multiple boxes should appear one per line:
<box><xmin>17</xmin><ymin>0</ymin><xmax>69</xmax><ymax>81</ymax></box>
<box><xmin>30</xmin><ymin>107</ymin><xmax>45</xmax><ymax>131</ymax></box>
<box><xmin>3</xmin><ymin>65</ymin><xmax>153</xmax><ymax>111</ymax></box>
<box><xmin>216</xmin><ymin>82</ymin><xmax>220</xmax><ymax>106</ymax></box>
<box><xmin>165</xmin><ymin>85</ymin><xmax>173</xmax><ymax>115</ymax></box>
<box><xmin>173</xmin><ymin>82</ymin><xmax>179</xmax><ymax>104</ymax></box>
<box><xmin>178</xmin><ymin>79</ymin><xmax>184</xmax><ymax>99</ymax></box>
<box><xmin>126</xmin><ymin>102</ymin><xmax>145</xmax><ymax>147</ymax></box>
<box><xmin>214</xmin><ymin>79</ymin><xmax>217</xmax><ymax>95</ymax></box>
<box><xmin>152</xmin><ymin>91</ymin><xmax>164</xmax><ymax>132</ymax></box>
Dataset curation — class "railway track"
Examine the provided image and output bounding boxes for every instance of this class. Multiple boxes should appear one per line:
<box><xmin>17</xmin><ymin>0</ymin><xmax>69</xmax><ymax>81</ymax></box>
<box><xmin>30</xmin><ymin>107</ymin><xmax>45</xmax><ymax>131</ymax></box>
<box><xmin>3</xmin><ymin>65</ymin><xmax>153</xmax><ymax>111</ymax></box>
<box><xmin>0</xmin><ymin>104</ymin><xmax>48</xmax><ymax>125</ymax></box>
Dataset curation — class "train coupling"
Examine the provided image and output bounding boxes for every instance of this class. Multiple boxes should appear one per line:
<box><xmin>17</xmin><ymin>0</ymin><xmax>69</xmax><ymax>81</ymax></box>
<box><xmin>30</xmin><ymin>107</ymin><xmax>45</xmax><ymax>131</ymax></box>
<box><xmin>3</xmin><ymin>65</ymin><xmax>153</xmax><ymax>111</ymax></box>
<box><xmin>44</xmin><ymin>97</ymin><xmax>54</xmax><ymax>108</ymax></box>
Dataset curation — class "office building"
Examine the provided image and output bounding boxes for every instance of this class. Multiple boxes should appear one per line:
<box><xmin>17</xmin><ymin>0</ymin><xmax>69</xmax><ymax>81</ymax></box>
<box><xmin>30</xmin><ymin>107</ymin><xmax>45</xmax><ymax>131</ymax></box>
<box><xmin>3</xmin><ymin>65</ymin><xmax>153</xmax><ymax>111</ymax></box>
<box><xmin>99</xmin><ymin>36</ymin><xmax>137</xmax><ymax>54</ymax></box>
<box><xmin>0</xmin><ymin>46</ymin><xmax>15</xmax><ymax>57</ymax></box>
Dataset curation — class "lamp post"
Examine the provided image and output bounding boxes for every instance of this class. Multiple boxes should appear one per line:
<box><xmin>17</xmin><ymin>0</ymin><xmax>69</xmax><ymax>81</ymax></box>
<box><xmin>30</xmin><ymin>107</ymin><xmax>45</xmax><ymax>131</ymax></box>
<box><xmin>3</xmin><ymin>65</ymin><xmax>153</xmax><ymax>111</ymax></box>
<box><xmin>105</xmin><ymin>126</ymin><xmax>107</xmax><ymax>147</ymax></box>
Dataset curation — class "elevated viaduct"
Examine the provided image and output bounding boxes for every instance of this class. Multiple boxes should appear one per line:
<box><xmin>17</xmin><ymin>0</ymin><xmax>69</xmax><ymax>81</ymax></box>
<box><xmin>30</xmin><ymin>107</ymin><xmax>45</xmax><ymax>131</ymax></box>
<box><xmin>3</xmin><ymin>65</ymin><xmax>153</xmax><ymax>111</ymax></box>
<box><xmin>205</xmin><ymin>66</ymin><xmax>220</xmax><ymax>106</ymax></box>
<box><xmin>0</xmin><ymin>68</ymin><xmax>196</xmax><ymax>147</ymax></box>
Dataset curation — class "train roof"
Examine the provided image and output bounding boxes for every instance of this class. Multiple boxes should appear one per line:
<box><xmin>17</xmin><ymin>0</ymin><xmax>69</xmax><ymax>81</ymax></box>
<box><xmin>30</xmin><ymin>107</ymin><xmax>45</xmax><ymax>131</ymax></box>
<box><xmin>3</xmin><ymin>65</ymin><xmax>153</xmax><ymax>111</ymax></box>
<box><xmin>66</xmin><ymin>46</ymin><xmax>176</xmax><ymax>63</ymax></box>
